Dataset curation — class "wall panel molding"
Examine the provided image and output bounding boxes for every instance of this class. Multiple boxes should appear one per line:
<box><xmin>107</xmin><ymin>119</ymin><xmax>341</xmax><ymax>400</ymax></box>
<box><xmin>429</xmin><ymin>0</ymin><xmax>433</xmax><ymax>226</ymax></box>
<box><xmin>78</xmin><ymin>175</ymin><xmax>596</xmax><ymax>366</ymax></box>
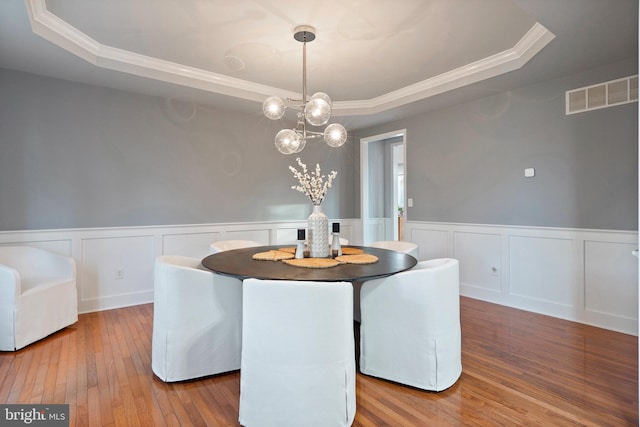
<box><xmin>406</xmin><ymin>221</ymin><xmax>638</xmax><ymax>335</ymax></box>
<box><xmin>1</xmin><ymin>219</ymin><xmax>636</xmax><ymax>335</ymax></box>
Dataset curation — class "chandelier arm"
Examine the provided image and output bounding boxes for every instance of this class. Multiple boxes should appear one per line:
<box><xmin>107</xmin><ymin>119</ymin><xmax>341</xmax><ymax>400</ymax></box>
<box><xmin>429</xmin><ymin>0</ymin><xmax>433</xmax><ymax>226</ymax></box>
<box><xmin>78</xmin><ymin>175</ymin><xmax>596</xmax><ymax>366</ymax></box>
<box><xmin>292</xmin><ymin>127</ymin><xmax>323</xmax><ymax>140</ymax></box>
<box><xmin>287</xmin><ymin>99</ymin><xmax>305</xmax><ymax>105</ymax></box>
<box><xmin>303</xmin><ymin>132</ymin><xmax>324</xmax><ymax>138</ymax></box>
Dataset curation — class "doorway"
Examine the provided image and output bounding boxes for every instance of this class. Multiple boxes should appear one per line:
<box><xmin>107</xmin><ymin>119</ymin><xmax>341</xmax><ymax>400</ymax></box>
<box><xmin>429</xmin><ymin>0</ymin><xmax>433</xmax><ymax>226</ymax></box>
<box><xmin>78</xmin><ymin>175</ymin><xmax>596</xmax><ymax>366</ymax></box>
<box><xmin>360</xmin><ymin>129</ymin><xmax>407</xmax><ymax>245</ymax></box>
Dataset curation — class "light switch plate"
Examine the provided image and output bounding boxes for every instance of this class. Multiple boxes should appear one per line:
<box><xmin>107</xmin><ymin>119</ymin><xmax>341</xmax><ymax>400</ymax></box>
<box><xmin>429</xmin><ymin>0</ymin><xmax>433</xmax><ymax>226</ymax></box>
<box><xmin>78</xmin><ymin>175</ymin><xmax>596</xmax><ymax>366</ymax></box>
<box><xmin>525</xmin><ymin>168</ymin><xmax>535</xmax><ymax>178</ymax></box>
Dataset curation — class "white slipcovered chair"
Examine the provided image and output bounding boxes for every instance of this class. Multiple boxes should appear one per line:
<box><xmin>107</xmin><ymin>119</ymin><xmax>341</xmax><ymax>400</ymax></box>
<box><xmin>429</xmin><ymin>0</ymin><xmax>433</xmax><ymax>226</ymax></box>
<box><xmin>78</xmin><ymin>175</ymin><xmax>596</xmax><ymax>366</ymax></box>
<box><xmin>353</xmin><ymin>240</ymin><xmax>419</xmax><ymax>323</ymax></box>
<box><xmin>209</xmin><ymin>240</ymin><xmax>262</xmax><ymax>254</ymax></box>
<box><xmin>369</xmin><ymin>240</ymin><xmax>419</xmax><ymax>259</ymax></box>
<box><xmin>239</xmin><ymin>278</ymin><xmax>356</xmax><ymax>427</ymax></box>
<box><xmin>152</xmin><ymin>255</ymin><xmax>242</xmax><ymax>382</ymax></box>
<box><xmin>0</xmin><ymin>246</ymin><xmax>78</xmax><ymax>351</ymax></box>
<box><xmin>359</xmin><ymin>258</ymin><xmax>461</xmax><ymax>391</ymax></box>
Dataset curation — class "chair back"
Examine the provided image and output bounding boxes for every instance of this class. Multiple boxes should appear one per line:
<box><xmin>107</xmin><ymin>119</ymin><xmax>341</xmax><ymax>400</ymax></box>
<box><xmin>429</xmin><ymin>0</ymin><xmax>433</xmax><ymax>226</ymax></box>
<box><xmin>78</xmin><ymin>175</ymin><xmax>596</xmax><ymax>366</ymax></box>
<box><xmin>0</xmin><ymin>245</ymin><xmax>77</xmax><ymax>351</ymax></box>
<box><xmin>370</xmin><ymin>240</ymin><xmax>419</xmax><ymax>259</ymax></box>
<box><xmin>0</xmin><ymin>245</ymin><xmax>75</xmax><ymax>281</ymax></box>
<box><xmin>209</xmin><ymin>240</ymin><xmax>262</xmax><ymax>254</ymax></box>
<box><xmin>239</xmin><ymin>278</ymin><xmax>356</xmax><ymax>427</ymax></box>
<box><xmin>152</xmin><ymin>255</ymin><xmax>242</xmax><ymax>382</ymax></box>
<box><xmin>360</xmin><ymin>258</ymin><xmax>461</xmax><ymax>391</ymax></box>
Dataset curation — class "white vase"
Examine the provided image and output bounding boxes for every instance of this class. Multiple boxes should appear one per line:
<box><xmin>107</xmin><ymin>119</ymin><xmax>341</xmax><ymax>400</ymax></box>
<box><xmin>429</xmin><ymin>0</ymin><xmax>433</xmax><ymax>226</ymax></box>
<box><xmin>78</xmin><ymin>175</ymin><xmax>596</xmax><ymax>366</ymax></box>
<box><xmin>308</xmin><ymin>204</ymin><xmax>329</xmax><ymax>258</ymax></box>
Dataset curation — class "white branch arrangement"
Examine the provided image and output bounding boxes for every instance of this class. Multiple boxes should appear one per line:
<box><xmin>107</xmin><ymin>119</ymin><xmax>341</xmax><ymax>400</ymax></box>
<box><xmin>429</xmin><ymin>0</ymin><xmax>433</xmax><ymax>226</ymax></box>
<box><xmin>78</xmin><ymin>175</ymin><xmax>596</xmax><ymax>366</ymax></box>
<box><xmin>289</xmin><ymin>158</ymin><xmax>337</xmax><ymax>206</ymax></box>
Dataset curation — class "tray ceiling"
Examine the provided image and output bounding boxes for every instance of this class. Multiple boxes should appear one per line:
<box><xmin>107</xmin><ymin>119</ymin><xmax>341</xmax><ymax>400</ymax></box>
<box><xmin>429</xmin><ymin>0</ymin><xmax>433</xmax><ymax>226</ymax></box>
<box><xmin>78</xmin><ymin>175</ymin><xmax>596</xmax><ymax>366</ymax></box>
<box><xmin>0</xmin><ymin>0</ymin><xmax>636</xmax><ymax>128</ymax></box>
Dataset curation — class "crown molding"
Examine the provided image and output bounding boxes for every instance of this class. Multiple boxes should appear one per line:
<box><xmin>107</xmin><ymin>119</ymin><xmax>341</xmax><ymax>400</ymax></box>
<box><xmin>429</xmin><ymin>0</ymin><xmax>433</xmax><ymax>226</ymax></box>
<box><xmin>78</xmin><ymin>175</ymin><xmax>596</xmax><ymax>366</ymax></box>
<box><xmin>25</xmin><ymin>0</ymin><xmax>554</xmax><ymax>116</ymax></box>
<box><xmin>25</xmin><ymin>0</ymin><xmax>301</xmax><ymax>102</ymax></box>
<box><xmin>333</xmin><ymin>23</ymin><xmax>555</xmax><ymax>116</ymax></box>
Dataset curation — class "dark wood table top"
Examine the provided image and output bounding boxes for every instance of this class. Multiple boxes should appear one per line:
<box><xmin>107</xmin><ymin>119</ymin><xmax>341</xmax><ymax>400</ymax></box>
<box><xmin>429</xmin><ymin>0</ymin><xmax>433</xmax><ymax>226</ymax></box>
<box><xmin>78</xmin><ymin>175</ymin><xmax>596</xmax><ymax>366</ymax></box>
<box><xmin>201</xmin><ymin>245</ymin><xmax>417</xmax><ymax>282</ymax></box>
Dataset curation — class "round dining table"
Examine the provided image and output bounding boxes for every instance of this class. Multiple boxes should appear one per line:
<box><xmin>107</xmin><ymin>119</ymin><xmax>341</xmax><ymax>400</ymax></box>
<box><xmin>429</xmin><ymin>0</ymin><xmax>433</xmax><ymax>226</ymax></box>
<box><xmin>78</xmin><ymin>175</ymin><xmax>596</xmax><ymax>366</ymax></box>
<box><xmin>201</xmin><ymin>245</ymin><xmax>417</xmax><ymax>282</ymax></box>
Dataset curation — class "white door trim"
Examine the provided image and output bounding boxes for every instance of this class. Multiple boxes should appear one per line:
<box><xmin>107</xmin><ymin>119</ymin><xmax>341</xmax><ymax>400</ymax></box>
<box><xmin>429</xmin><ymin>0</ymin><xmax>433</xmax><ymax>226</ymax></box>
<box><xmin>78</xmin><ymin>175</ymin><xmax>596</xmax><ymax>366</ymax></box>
<box><xmin>360</xmin><ymin>129</ymin><xmax>407</xmax><ymax>244</ymax></box>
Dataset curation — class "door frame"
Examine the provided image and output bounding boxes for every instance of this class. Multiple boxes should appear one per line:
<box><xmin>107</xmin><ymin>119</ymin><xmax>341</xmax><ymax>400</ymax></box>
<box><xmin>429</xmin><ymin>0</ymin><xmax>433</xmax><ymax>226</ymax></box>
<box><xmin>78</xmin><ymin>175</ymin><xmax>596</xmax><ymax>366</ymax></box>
<box><xmin>360</xmin><ymin>129</ymin><xmax>407</xmax><ymax>245</ymax></box>
<box><xmin>390</xmin><ymin>140</ymin><xmax>405</xmax><ymax>240</ymax></box>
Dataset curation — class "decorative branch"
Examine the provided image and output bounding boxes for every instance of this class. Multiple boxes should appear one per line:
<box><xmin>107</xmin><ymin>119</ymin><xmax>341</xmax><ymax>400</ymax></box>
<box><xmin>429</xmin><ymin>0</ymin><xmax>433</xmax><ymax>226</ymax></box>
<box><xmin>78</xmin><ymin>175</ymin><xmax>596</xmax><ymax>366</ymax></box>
<box><xmin>289</xmin><ymin>157</ymin><xmax>337</xmax><ymax>205</ymax></box>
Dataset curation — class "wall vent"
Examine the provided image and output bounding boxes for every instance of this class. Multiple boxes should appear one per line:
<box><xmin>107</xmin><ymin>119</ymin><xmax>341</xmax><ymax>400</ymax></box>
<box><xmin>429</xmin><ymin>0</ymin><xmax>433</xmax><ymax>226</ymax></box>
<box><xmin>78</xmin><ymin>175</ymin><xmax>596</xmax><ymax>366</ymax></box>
<box><xmin>566</xmin><ymin>75</ymin><xmax>638</xmax><ymax>115</ymax></box>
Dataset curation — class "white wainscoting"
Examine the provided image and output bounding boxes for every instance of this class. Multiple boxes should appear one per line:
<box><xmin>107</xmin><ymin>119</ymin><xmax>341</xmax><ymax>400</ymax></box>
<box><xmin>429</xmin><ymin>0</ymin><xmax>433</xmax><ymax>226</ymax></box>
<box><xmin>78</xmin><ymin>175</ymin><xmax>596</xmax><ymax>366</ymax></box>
<box><xmin>2</xmin><ymin>219</ymin><xmax>636</xmax><ymax>335</ymax></box>
<box><xmin>364</xmin><ymin>217</ymin><xmax>387</xmax><ymax>243</ymax></box>
<box><xmin>0</xmin><ymin>220</ymin><xmax>358</xmax><ymax>314</ymax></box>
<box><xmin>406</xmin><ymin>221</ymin><xmax>639</xmax><ymax>335</ymax></box>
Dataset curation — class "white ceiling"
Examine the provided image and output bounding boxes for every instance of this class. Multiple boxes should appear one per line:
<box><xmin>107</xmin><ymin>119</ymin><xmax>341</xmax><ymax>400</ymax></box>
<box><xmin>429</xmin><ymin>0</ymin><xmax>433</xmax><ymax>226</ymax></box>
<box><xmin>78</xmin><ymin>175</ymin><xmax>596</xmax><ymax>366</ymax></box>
<box><xmin>0</xmin><ymin>0</ymin><xmax>637</xmax><ymax>130</ymax></box>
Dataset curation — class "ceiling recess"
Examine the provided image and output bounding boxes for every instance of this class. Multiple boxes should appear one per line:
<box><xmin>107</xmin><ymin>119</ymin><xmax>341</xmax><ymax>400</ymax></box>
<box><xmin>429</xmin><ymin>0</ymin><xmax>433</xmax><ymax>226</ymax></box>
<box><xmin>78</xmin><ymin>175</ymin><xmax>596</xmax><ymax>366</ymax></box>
<box><xmin>24</xmin><ymin>0</ymin><xmax>556</xmax><ymax>117</ymax></box>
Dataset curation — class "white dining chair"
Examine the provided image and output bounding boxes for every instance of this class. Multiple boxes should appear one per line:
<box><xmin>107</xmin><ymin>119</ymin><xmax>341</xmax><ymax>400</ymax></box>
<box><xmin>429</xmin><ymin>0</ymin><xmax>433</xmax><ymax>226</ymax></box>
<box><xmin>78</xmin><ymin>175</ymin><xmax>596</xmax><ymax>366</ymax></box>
<box><xmin>353</xmin><ymin>240</ymin><xmax>418</xmax><ymax>323</ymax></box>
<box><xmin>0</xmin><ymin>246</ymin><xmax>78</xmax><ymax>351</ymax></box>
<box><xmin>209</xmin><ymin>240</ymin><xmax>262</xmax><ymax>254</ymax></box>
<box><xmin>359</xmin><ymin>258</ymin><xmax>461</xmax><ymax>391</ymax></box>
<box><xmin>369</xmin><ymin>240</ymin><xmax>419</xmax><ymax>259</ymax></box>
<box><xmin>239</xmin><ymin>278</ymin><xmax>356</xmax><ymax>427</ymax></box>
<box><xmin>152</xmin><ymin>255</ymin><xmax>242</xmax><ymax>382</ymax></box>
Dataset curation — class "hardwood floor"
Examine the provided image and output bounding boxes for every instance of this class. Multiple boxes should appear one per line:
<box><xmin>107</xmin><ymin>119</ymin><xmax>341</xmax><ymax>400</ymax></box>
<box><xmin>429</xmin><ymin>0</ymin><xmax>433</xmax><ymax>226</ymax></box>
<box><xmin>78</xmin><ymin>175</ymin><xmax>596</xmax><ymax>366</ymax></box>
<box><xmin>0</xmin><ymin>297</ymin><xmax>637</xmax><ymax>426</ymax></box>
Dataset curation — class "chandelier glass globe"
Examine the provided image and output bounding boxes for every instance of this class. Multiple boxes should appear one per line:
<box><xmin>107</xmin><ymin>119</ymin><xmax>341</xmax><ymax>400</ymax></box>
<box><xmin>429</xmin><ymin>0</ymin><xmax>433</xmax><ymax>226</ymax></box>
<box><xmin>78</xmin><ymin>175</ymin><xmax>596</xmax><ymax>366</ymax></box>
<box><xmin>263</xmin><ymin>96</ymin><xmax>286</xmax><ymax>120</ymax></box>
<box><xmin>311</xmin><ymin>92</ymin><xmax>331</xmax><ymax>105</ymax></box>
<box><xmin>274</xmin><ymin>129</ymin><xmax>302</xmax><ymax>154</ymax></box>
<box><xmin>304</xmin><ymin>92</ymin><xmax>332</xmax><ymax>126</ymax></box>
<box><xmin>292</xmin><ymin>136</ymin><xmax>306</xmax><ymax>153</ymax></box>
<box><xmin>323</xmin><ymin>123</ymin><xmax>348</xmax><ymax>147</ymax></box>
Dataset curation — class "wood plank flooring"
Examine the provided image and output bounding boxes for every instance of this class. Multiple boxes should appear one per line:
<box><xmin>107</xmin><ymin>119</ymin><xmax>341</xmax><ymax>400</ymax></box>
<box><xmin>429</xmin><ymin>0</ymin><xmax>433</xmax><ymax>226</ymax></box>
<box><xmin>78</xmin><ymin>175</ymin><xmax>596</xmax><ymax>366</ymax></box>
<box><xmin>0</xmin><ymin>297</ymin><xmax>637</xmax><ymax>426</ymax></box>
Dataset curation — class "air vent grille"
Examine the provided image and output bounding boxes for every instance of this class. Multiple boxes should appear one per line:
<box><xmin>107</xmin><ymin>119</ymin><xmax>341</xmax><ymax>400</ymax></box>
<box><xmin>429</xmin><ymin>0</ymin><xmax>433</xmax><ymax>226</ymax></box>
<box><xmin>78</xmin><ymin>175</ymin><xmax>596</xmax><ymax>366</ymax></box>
<box><xmin>566</xmin><ymin>75</ymin><xmax>638</xmax><ymax>115</ymax></box>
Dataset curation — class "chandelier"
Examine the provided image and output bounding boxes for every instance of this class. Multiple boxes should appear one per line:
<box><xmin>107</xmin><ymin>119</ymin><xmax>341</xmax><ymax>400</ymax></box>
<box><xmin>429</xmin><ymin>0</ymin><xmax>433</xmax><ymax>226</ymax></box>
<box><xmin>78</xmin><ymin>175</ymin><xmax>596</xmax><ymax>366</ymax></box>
<box><xmin>263</xmin><ymin>25</ymin><xmax>347</xmax><ymax>155</ymax></box>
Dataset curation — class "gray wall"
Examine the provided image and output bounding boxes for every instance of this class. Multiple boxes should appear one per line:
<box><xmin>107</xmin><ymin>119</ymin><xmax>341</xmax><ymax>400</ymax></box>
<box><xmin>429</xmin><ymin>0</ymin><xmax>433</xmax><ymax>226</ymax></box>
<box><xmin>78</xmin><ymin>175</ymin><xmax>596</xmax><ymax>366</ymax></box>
<box><xmin>0</xmin><ymin>68</ymin><xmax>357</xmax><ymax>231</ymax></box>
<box><xmin>357</xmin><ymin>58</ymin><xmax>638</xmax><ymax>231</ymax></box>
<box><xmin>2</xmin><ymin>56</ymin><xmax>637</xmax><ymax>232</ymax></box>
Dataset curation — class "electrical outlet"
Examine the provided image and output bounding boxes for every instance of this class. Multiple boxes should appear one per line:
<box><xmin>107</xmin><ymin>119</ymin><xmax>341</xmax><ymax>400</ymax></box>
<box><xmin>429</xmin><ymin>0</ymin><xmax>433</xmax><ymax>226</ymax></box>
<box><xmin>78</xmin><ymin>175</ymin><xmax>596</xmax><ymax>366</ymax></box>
<box><xmin>114</xmin><ymin>268</ymin><xmax>125</xmax><ymax>280</ymax></box>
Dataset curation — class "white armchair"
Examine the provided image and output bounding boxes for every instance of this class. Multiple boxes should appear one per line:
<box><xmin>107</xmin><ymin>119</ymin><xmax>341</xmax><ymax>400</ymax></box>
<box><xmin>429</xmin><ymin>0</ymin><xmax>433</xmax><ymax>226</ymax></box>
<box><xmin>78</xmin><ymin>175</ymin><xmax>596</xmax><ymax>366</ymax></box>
<box><xmin>152</xmin><ymin>255</ymin><xmax>243</xmax><ymax>382</ymax></box>
<box><xmin>0</xmin><ymin>246</ymin><xmax>78</xmax><ymax>351</ymax></box>
<box><xmin>354</xmin><ymin>240</ymin><xmax>419</xmax><ymax>322</ymax></box>
<box><xmin>209</xmin><ymin>240</ymin><xmax>262</xmax><ymax>254</ymax></box>
<box><xmin>359</xmin><ymin>258</ymin><xmax>461</xmax><ymax>391</ymax></box>
<box><xmin>239</xmin><ymin>278</ymin><xmax>356</xmax><ymax>427</ymax></box>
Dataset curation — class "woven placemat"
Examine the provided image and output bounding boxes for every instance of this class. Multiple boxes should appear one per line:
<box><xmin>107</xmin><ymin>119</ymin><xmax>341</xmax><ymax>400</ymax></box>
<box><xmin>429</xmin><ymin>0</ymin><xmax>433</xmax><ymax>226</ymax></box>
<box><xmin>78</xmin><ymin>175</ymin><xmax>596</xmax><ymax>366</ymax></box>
<box><xmin>252</xmin><ymin>250</ymin><xmax>295</xmax><ymax>261</ymax></box>
<box><xmin>280</xmin><ymin>246</ymin><xmax>363</xmax><ymax>255</ymax></box>
<box><xmin>278</xmin><ymin>247</ymin><xmax>297</xmax><ymax>254</ymax></box>
<box><xmin>282</xmin><ymin>258</ymin><xmax>340</xmax><ymax>269</ymax></box>
<box><xmin>341</xmin><ymin>247</ymin><xmax>364</xmax><ymax>255</ymax></box>
<box><xmin>335</xmin><ymin>254</ymin><xmax>379</xmax><ymax>264</ymax></box>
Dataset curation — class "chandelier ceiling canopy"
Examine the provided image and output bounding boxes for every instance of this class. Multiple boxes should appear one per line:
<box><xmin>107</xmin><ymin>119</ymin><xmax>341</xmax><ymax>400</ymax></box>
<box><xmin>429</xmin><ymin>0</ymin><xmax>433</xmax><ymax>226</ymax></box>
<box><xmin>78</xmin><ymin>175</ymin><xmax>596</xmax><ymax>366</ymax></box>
<box><xmin>263</xmin><ymin>25</ymin><xmax>348</xmax><ymax>155</ymax></box>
